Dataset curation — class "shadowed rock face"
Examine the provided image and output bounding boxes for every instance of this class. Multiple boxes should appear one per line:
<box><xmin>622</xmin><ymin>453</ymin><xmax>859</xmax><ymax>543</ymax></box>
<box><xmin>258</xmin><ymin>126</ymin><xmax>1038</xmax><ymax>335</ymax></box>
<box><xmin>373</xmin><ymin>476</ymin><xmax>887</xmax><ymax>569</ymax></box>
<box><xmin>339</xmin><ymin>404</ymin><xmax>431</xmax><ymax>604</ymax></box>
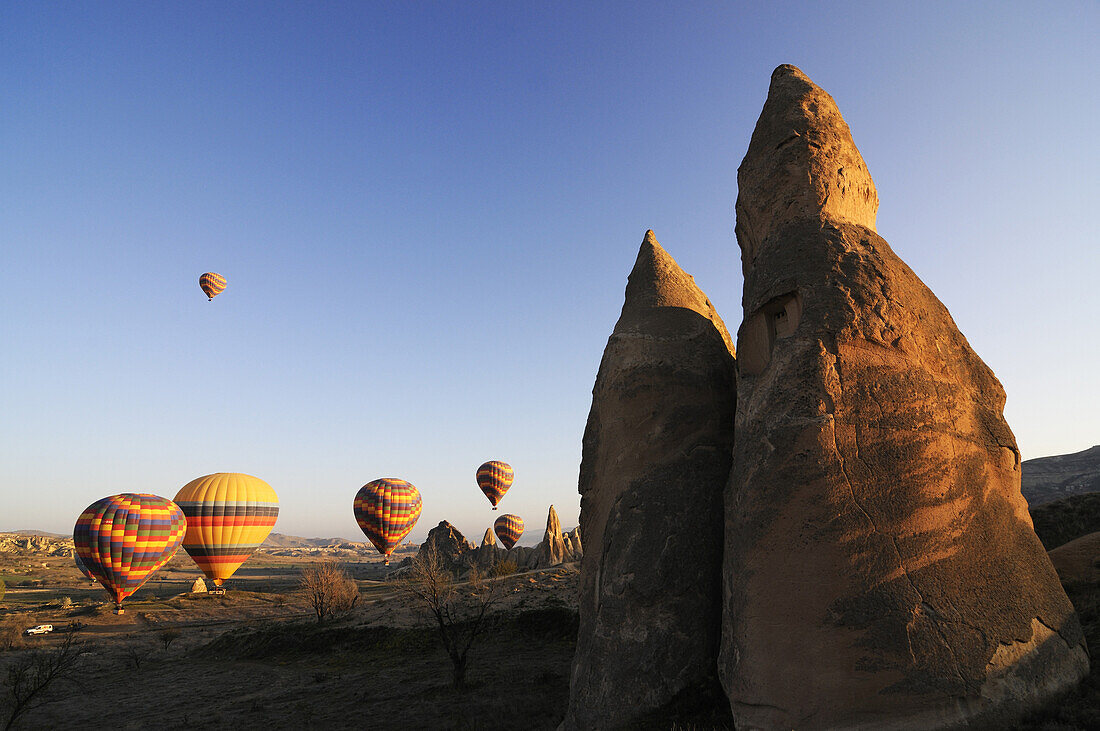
<box><xmin>721</xmin><ymin>65</ymin><xmax>1088</xmax><ymax>730</ymax></box>
<box><xmin>565</xmin><ymin>231</ymin><xmax>737</xmax><ymax>730</ymax></box>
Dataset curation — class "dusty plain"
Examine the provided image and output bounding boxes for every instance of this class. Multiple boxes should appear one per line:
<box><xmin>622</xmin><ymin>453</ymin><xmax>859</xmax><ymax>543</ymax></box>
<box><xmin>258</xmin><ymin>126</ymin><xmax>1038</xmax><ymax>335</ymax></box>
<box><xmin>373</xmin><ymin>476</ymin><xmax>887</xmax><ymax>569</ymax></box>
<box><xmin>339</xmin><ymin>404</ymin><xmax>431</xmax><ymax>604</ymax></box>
<box><xmin>0</xmin><ymin>546</ymin><xmax>578</xmax><ymax>730</ymax></box>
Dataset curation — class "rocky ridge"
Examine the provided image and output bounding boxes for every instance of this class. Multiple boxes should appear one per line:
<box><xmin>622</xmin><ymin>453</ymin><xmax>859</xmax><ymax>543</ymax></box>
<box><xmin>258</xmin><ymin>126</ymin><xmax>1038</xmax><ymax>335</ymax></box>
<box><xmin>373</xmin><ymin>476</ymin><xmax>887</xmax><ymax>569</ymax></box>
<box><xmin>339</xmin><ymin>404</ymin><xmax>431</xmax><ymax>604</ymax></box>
<box><xmin>1022</xmin><ymin>446</ymin><xmax>1100</xmax><ymax>506</ymax></box>
<box><xmin>410</xmin><ymin>507</ymin><xmax>582</xmax><ymax>574</ymax></box>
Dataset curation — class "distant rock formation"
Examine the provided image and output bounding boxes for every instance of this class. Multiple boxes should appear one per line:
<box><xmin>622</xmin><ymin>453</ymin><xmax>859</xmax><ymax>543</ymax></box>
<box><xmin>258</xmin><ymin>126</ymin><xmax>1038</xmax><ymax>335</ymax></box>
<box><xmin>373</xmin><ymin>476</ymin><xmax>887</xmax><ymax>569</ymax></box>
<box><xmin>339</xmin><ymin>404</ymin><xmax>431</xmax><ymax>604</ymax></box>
<box><xmin>419</xmin><ymin>521</ymin><xmax>476</xmax><ymax>572</ymax></box>
<box><xmin>409</xmin><ymin>511</ymin><xmax>583</xmax><ymax>575</ymax></box>
<box><xmin>721</xmin><ymin>64</ymin><xmax>1088</xmax><ymax>729</ymax></box>
<box><xmin>538</xmin><ymin>505</ymin><xmax>566</xmax><ymax>568</ymax></box>
<box><xmin>1022</xmin><ymin>446</ymin><xmax>1100</xmax><ymax>506</ymax></box>
<box><xmin>0</xmin><ymin>533</ymin><xmax>74</xmax><ymax>557</ymax></box>
<box><xmin>565</xmin><ymin>231</ymin><xmax>737</xmax><ymax>730</ymax></box>
<box><xmin>190</xmin><ymin>578</ymin><xmax>208</xmax><ymax>593</ymax></box>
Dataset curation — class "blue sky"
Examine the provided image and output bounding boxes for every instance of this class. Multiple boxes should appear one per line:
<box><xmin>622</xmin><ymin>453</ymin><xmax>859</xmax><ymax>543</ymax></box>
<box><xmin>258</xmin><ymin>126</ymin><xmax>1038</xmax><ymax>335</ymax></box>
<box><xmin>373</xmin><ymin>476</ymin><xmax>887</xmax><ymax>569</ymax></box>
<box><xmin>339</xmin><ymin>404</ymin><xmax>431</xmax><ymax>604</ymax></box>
<box><xmin>2</xmin><ymin>1</ymin><xmax>1097</xmax><ymax>542</ymax></box>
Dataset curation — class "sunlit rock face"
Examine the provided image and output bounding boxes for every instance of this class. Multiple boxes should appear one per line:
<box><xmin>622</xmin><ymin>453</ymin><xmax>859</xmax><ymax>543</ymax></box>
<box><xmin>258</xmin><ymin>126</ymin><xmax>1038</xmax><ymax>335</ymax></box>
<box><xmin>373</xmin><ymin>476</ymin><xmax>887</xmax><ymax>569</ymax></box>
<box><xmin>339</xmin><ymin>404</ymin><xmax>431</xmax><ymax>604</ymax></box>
<box><xmin>721</xmin><ymin>64</ymin><xmax>1088</xmax><ymax>730</ymax></box>
<box><xmin>566</xmin><ymin>231</ymin><xmax>737</xmax><ymax>730</ymax></box>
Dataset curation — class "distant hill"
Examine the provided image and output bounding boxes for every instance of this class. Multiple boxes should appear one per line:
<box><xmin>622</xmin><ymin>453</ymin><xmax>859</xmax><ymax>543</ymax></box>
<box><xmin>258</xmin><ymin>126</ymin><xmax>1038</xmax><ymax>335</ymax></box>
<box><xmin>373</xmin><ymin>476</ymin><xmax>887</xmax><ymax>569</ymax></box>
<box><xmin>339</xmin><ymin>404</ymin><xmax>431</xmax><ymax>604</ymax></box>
<box><xmin>261</xmin><ymin>533</ymin><xmax>361</xmax><ymax>548</ymax></box>
<box><xmin>1021</xmin><ymin>445</ymin><xmax>1100</xmax><ymax>506</ymax></box>
<box><xmin>0</xmin><ymin>530</ymin><xmax>69</xmax><ymax>539</ymax></box>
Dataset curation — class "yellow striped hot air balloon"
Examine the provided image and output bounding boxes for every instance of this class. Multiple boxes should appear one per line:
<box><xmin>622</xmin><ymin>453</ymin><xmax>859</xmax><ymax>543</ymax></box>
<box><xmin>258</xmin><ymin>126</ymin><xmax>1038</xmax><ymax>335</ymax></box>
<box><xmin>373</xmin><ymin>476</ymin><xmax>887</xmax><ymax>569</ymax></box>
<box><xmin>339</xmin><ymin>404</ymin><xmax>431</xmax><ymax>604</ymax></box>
<box><xmin>476</xmin><ymin>460</ymin><xmax>513</xmax><ymax>510</ymax></box>
<box><xmin>353</xmin><ymin>478</ymin><xmax>422</xmax><ymax>565</ymax></box>
<box><xmin>493</xmin><ymin>514</ymin><xmax>524</xmax><ymax>550</ymax></box>
<box><xmin>199</xmin><ymin>272</ymin><xmax>227</xmax><ymax>301</ymax></box>
<box><xmin>174</xmin><ymin>473</ymin><xmax>279</xmax><ymax>587</ymax></box>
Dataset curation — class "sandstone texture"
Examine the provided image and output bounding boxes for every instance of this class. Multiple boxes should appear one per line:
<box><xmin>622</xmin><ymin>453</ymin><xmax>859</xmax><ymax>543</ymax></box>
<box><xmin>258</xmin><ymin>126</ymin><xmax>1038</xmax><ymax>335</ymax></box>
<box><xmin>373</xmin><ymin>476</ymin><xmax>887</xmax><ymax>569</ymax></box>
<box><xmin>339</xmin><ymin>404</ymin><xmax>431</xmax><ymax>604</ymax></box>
<box><xmin>190</xmin><ymin>578</ymin><xmax>208</xmax><ymax>593</ymax></box>
<box><xmin>721</xmin><ymin>64</ymin><xmax>1088</xmax><ymax>730</ymax></box>
<box><xmin>565</xmin><ymin>231</ymin><xmax>737</xmax><ymax>730</ymax></box>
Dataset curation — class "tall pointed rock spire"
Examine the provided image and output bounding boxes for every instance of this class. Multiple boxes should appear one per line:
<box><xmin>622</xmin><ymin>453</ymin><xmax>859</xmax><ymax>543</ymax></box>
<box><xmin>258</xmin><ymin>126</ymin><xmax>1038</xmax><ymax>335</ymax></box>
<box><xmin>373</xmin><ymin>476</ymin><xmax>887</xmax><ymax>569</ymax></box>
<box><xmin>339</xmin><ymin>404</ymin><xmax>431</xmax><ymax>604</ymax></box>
<box><xmin>721</xmin><ymin>65</ymin><xmax>1087</xmax><ymax>729</ymax></box>
<box><xmin>565</xmin><ymin>230</ymin><xmax>737</xmax><ymax>729</ymax></box>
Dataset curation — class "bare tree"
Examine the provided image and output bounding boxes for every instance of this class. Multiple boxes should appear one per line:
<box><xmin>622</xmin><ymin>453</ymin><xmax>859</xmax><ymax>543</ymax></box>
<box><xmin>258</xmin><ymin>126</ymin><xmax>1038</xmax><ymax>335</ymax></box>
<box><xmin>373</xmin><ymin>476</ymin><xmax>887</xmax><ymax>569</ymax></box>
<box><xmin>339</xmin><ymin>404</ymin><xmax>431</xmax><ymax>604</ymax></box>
<box><xmin>158</xmin><ymin>628</ymin><xmax>182</xmax><ymax>651</ymax></box>
<box><xmin>299</xmin><ymin>560</ymin><xmax>360</xmax><ymax>623</ymax></box>
<box><xmin>123</xmin><ymin>642</ymin><xmax>154</xmax><ymax>670</ymax></box>
<box><xmin>401</xmin><ymin>547</ymin><xmax>506</xmax><ymax>689</ymax></box>
<box><xmin>0</xmin><ymin>625</ymin><xmax>20</xmax><ymax>654</ymax></box>
<box><xmin>2</xmin><ymin>628</ymin><xmax>89</xmax><ymax>730</ymax></box>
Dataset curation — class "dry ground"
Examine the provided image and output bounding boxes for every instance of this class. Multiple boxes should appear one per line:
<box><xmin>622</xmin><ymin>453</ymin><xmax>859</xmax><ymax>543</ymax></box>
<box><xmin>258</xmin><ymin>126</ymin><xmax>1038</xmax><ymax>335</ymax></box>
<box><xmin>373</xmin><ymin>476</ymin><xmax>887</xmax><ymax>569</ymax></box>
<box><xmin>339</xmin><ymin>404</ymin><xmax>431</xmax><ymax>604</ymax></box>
<box><xmin>0</xmin><ymin>553</ymin><xmax>578</xmax><ymax>730</ymax></box>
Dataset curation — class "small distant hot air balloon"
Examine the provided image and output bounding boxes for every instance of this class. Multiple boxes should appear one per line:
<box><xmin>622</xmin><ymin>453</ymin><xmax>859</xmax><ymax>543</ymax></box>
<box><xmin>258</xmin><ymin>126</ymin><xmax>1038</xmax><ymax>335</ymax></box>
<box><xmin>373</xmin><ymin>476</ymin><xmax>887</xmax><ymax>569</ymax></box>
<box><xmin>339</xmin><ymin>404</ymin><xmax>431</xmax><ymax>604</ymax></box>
<box><xmin>73</xmin><ymin>553</ymin><xmax>96</xmax><ymax>585</ymax></box>
<box><xmin>174</xmin><ymin>473</ymin><xmax>279</xmax><ymax>589</ymax></box>
<box><xmin>476</xmin><ymin>461</ymin><xmax>513</xmax><ymax>510</ymax></box>
<box><xmin>199</xmin><ymin>272</ymin><xmax>227</xmax><ymax>301</ymax></box>
<box><xmin>73</xmin><ymin>494</ymin><xmax>187</xmax><ymax>613</ymax></box>
<box><xmin>493</xmin><ymin>514</ymin><xmax>524</xmax><ymax>550</ymax></box>
<box><xmin>353</xmin><ymin>478</ymin><xmax>422</xmax><ymax>565</ymax></box>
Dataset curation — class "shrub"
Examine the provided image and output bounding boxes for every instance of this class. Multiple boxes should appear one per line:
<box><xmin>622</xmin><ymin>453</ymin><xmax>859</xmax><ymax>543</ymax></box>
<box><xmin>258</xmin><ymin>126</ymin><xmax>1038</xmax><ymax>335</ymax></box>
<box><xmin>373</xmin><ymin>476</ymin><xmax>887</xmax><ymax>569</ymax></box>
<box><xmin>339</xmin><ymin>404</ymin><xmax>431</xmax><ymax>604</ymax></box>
<box><xmin>299</xmin><ymin>561</ymin><xmax>359</xmax><ymax>623</ymax></box>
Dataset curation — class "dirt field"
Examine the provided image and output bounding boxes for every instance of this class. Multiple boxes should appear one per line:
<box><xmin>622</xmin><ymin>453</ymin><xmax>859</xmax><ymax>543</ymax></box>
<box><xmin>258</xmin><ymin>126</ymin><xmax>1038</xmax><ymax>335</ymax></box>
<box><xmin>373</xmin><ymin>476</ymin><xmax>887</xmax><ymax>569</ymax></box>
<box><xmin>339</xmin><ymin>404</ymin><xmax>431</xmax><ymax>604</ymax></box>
<box><xmin>0</xmin><ymin>553</ymin><xmax>579</xmax><ymax>730</ymax></box>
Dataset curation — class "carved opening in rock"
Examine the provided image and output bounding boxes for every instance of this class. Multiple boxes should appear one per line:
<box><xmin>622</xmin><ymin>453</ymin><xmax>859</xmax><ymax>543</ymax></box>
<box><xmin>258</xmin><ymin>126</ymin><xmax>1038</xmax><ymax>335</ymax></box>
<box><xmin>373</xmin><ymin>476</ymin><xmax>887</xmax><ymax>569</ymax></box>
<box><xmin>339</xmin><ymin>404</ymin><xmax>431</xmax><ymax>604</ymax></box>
<box><xmin>739</xmin><ymin>291</ymin><xmax>802</xmax><ymax>376</ymax></box>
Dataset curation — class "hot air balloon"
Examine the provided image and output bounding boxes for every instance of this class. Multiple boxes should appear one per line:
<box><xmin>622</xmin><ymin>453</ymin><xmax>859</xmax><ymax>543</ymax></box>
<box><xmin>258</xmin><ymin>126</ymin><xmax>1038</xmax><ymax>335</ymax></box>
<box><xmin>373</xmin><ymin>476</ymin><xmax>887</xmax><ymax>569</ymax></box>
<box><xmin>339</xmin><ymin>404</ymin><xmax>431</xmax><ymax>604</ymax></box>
<box><xmin>199</xmin><ymin>272</ymin><xmax>227</xmax><ymax>301</ymax></box>
<box><xmin>174</xmin><ymin>473</ymin><xmax>279</xmax><ymax>589</ymax></box>
<box><xmin>73</xmin><ymin>553</ymin><xmax>96</xmax><ymax>585</ymax></box>
<box><xmin>353</xmin><ymin>478</ymin><xmax>422</xmax><ymax>565</ymax></box>
<box><xmin>493</xmin><ymin>514</ymin><xmax>524</xmax><ymax>550</ymax></box>
<box><xmin>476</xmin><ymin>461</ymin><xmax>513</xmax><ymax>510</ymax></box>
<box><xmin>73</xmin><ymin>494</ymin><xmax>187</xmax><ymax>613</ymax></box>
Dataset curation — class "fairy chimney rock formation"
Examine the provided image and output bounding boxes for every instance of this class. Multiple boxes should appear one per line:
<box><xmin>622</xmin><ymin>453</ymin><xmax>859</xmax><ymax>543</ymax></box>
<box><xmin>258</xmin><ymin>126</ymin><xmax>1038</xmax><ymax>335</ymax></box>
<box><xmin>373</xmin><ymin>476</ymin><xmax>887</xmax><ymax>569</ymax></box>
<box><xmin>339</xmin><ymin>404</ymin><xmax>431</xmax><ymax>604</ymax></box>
<box><xmin>480</xmin><ymin>528</ymin><xmax>495</xmax><ymax>547</ymax></box>
<box><xmin>735</xmin><ymin>64</ymin><xmax>877</xmax><ymax>278</ymax></box>
<box><xmin>539</xmin><ymin>505</ymin><xmax>565</xmax><ymax>567</ymax></box>
<box><xmin>721</xmin><ymin>64</ymin><xmax>1088</xmax><ymax>730</ymax></box>
<box><xmin>418</xmin><ymin>521</ymin><xmax>474</xmax><ymax>572</ymax></box>
<box><xmin>565</xmin><ymin>231</ymin><xmax>737</xmax><ymax>730</ymax></box>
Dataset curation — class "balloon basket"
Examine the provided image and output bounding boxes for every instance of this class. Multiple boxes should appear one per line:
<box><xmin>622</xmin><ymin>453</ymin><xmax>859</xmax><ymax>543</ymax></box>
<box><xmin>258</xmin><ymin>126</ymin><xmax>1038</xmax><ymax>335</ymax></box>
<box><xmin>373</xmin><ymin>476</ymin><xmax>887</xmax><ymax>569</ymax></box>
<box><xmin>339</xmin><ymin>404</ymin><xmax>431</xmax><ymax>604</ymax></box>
<box><xmin>114</xmin><ymin>606</ymin><xmax>125</xmax><ymax>615</ymax></box>
<box><xmin>211</xmin><ymin>588</ymin><xmax>226</xmax><ymax>595</ymax></box>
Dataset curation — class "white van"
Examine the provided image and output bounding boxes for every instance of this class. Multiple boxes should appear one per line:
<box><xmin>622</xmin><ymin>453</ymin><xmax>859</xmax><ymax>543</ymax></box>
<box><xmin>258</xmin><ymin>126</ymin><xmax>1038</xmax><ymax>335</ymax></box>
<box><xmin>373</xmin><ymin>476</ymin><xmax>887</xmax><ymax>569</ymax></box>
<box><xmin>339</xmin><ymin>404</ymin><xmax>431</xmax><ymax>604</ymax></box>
<box><xmin>24</xmin><ymin>624</ymin><xmax>53</xmax><ymax>635</ymax></box>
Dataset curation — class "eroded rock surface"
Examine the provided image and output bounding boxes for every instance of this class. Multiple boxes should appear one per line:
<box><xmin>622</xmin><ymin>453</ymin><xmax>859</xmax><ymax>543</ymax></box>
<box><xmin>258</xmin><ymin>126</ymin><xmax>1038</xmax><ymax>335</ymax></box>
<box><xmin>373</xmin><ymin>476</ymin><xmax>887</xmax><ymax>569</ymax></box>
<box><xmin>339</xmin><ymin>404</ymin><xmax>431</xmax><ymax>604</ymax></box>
<box><xmin>565</xmin><ymin>231</ymin><xmax>737</xmax><ymax>730</ymax></box>
<box><xmin>721</xmin><ymin>64</ymin><xmax>1088</xmax><ymax>730</ymax></box>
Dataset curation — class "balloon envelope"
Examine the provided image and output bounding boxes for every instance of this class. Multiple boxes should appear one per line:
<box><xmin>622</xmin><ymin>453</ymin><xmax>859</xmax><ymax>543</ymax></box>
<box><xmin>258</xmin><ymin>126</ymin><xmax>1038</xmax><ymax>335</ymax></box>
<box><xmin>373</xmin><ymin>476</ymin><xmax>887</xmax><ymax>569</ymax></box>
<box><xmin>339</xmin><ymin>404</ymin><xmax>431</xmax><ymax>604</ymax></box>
<box><xmin>73</xmin><ymin>553</ymin><xmax>95</xmax><ymax>581</ymax></box>
<box><xmin>199</xmin><ymin>272</ymin><xmax>227</xmax><ymax>300</ymax></box>
<box><xmin>73</xmin><ymin>494</ymin><xmax>186</xmax><ymax>606</ymax></box>
<box><xmin>174</xmin><ymin>473</ymin><xmax>279</xmax><ymax>587</ymax></box>
<box><xmin>493</xmin><ymin>514</ymin><xmax>524</xmax><ymax>550</ymax></box>
<box><xmin>353</xmin><ymin>478</ymin><xmax>422</xmax><ymax>559</ymax></box>
<box><xmin>476</xmin><ymin>461</ymin><xmax>514</xmax><ymax>509</ymax></box>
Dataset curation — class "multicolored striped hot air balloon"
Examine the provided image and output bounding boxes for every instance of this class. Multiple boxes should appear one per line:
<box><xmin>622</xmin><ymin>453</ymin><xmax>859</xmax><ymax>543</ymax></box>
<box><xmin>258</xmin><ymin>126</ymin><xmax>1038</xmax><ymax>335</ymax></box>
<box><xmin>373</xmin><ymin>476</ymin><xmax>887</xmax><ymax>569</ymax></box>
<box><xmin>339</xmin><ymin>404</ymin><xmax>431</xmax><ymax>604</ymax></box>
<box><xmin>73</xmin><ymin>494</ymin><xmax>187</xmax><ymax>613</ymax></box>
<box><xmin>174</xmin><ymin>473</ymin><xmax>279</xmax><ymax>588</ymax></box>
<box><xmin>493</xmin><ymin>514</ymin><xmax>524</xmax><ymax>550</ymax></box>
<box><xmin>353</xmin><ymin>478</ymin><xmax>422</xmax><ymax>565</ymax></box>
<box><xmin>199</xmin><ymin>272</ymin><xmax>227</xmax><ymax>301</ymax></box>
<box><xmin>476</xmin><ymin>460</ymin><xmax>513</xmax><ymax>510</ymax></box>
